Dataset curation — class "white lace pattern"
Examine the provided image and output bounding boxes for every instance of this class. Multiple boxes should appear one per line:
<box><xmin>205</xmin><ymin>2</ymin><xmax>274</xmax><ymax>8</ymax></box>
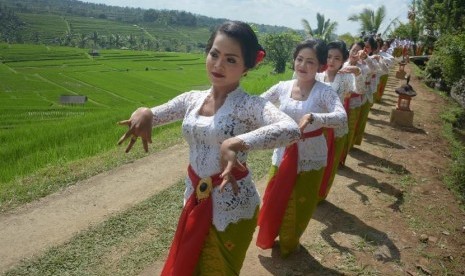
<box><xmin>316</xmin><ymin>72</ymin><xmax>353</xmax><ymax>137</ymax></box>
<box><xmin>261</xmin><ymin>80</ymin><xmax>347</xmax><ymax>172</ymax></box>
<box><xmin>151</xmin><ymin>87</ymin><xmax>300</xmax><ymax>231</ymax></box>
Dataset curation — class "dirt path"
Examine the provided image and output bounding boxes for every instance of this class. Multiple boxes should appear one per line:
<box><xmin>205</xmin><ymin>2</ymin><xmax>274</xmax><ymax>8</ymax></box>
<box><xmin>1</xmin><ymin>64</ymin><xmax>464</xmax><ymax>275</ymax></box>
<box><xmin>0</xmin><ymin>144</ymin><xmax>189</xmax><ymax>273</ymax></box>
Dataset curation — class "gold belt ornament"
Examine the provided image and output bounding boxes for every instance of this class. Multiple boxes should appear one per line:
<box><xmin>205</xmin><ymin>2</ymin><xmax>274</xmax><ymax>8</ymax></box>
<box><xmin>196</xmin><ymin>177</ymin><xmax>213</xmax><ymax>201</ymax></box>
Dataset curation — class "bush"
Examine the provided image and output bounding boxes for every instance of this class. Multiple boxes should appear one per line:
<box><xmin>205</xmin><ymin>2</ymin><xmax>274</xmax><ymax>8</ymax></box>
<box><xmin>433</xmin><ymin>34</ymin><xmax>465</xmax><ymax>88</ymax></box>
<box><xmin>451</xmin><ymin>76</ymin><xmax>465</xmax><ymax>108</ymax></box>
<box><xmin>424</xmin><ymin>55</ymin><xmax>448</xmax><ymax>90</ymax></box>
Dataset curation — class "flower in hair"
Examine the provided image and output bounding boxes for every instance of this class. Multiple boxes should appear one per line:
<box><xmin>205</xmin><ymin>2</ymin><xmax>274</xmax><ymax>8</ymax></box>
<box><xmin>255</xmin><ymin>50</ymin><xmax>266</xmax><ymax>65</ymax></box>
<box><xmin>318</xmin><ymin>64</ymin><xmax>328</xmax><ymax>73</ymax></box>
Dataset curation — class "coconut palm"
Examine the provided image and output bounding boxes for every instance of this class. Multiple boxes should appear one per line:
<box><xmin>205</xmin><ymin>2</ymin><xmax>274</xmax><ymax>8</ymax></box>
<box><xmin>348</xmin><ymin>5</ymin><xmax>386</xmax><ymax>35</ymax></box>
<box><xmin>301</xmin><ymin>12</ymin><xmax>338</xmax><ymax>42</ymax></box>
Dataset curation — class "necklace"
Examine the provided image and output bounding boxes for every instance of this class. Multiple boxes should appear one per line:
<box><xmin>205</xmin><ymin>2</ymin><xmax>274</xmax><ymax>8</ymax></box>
<box><xmin>294</xmin><ymin>80</ymin><xmax>315</xmax><ymax>100</ymax></box>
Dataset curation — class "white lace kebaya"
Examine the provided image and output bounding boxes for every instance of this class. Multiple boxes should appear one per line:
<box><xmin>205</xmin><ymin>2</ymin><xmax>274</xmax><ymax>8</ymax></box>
<box><xmin>315</xmin><ymin>72</ymin><xmax>354</xmax><ymax>137</ymax></box>
<box><xmin>150</xmin><ymin>87</ymin><xmax>300</xmax><ymax>231</ymax></box>
<box><xmin>261</xmin><ymin>80</ymin><xmax>347</xmax><ymax>172</ymax></box>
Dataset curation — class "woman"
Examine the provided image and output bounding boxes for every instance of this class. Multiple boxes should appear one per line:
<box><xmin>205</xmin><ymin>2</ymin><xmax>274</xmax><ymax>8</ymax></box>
<box><xmin>353</xmin><ymin>36</ymin><xmax>385</xmax><ymax>146</ymax></box>
<box><xmin>343</xmin><ymin>41</ymin><xmax>374</xmax><ymax>153</ymax></box>
<box><xmin>257</xmin><ymin>39</ymin><xmax>347</xmax><ymax>257</ymax></box>
<box><xmin>315</xmin><ymin>40</ymin><xmax>353</xmax><ymax>202</ymax></box>
<box><xmin>374</xmin><ymin>38</ymin><xmax>394</xmax><ymax>103</ymax></box>
<box><xmin>118</xmin><ymin>21</ymin><xmax>300</xmax><ymax>275</ymax></box>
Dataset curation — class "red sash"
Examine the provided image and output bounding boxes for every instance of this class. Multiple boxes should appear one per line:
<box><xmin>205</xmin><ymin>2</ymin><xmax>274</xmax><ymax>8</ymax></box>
<box><xmin>319</xmin><ymin>128</ymin><xmax>335</xmax><ymax>198</ymax></box>
<box><xmin>344</xmin><ymin>93</ymin><xmax>361</xmax><ymax>112</ymax></box>
<box><xmin>256</xmin><ymin>128</ymin><xmax>323</xmax><ymax>249</ymax></box>
<box><xmin>161</xmin><ymin>164</ymin><xmax>249</xmax><ymax>276</ymax></box>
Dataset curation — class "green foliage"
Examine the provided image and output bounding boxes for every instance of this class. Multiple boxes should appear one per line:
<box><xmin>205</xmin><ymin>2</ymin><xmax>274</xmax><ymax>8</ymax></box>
<box><xmin>451</xmin><ymin>76</ymin><xmax>465</xmax><ymax>109</ymax></box>
<box><xmin>0</xmin><ymin>0</ymin><xmax>296</xmax><ymax>51</ymax></box>
<box><xmin>338</xmin><ymin>33</ymin><xmax>357</xmax><ymax>48</ymax></box>
<box><xmin>424</xmin><ymin>54</ymin><xmax>447</xmax><ymax>90</ymax></box>
<box><xmin>434</xmin><ymin>34</ymin><xmax>465</xmax><ymax>88</ymax></box>
<box><xmin>441</xmin><ymin>103</ymin><xmax>465</xmax><ymax>203</ymax></box>
<box><xmin>301</xmin><ymin>13</ymin><xmax>338</xmax><ymax>42</ymax></box>
<box><xmin>0</xmin><ymin>5</ymin><xmax>25</xmax><ymax>43</ymax></box>
<box><xmin>347</xmin><ymin>5</ymin><xmax>386</xmax><ymax>35</ymax></box>
<box><xmin>262</xmin><ymin>32</ymin><xmax>302</xmax><ymax>73</ymax></box>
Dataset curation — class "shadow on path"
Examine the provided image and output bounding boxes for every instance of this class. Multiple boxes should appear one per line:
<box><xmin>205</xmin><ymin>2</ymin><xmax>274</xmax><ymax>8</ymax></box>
<box><xmin>363</xmin><ymin>132</ymin><xmax>405</xmax><ymax>149</ymax></box>
<box><xmin>367</xmin><ymin>117</ymin><xmax>392</xmax><ymax>128</ymax></box>
<box><xmin>258</xmin><ymin>244</ymin><xmax>344</xmax><ymax>275</ymax></box>
<box><xmin>369</xmin><ymin>107</ymin><xmax>391</xmax><ymax>116</ymax></box>
<box><xmin>313</xmin><ymin>201</ymin><xmax>401</xmax><ymax>262</ymax></box>
<box><xmin>349</xmin><ymin>148</ymin><xmax>409</xmax><ymax>175</ymax></box>
<box><xmin>338</xmin><ymin>165</ymin><xmax>405</xmax><ymax>212</ymax></box>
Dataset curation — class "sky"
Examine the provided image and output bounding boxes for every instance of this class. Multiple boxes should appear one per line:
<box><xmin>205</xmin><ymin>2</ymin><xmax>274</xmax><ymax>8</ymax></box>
<box><xmin>84</xmin><ymin>0</ymin><xmax>410</xmax><ymax>36</ymax></box>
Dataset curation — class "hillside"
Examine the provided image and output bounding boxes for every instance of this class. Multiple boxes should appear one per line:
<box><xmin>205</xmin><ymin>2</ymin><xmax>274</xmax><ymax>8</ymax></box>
<box><xmin>0</xmin><ymin>0</ymin><xmax>297</xmax><ymax>51</ymax></box>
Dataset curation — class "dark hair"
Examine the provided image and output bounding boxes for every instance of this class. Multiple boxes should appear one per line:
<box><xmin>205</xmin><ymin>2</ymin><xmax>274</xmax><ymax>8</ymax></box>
<box><xmin>327</xmin><ymin>40</ymin><xmax>349</xmax><ymax>62</ymax></box>
<box><xmin>205</xmin><ymin>21</ymin><xmax>265</xmax><ymax>69</ymax></box>
<box><xmin>376</xmin><ymin>37</ymin><xmax>384</xmax><ymax>48</ymax></box>
<box><xmin>349</xmin><ymin>41</ymin><xmax>365</xmax><ymax>51</ymax></box>
<box><xmin>363</xmin><ymin>35</ymin><xmax>378</xmax><ymax>54</ymax></box>
<box><xmin>293</xmin><ymin>39</ymin><xmax>327</xmax><ymax>66</ymax></box>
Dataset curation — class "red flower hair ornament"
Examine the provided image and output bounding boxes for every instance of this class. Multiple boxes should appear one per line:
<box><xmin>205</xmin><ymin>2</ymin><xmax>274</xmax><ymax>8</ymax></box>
<box><xmin>318</xmin><ymin>64</ymin><xmax>328</xmax><ymax>73</ymax></box>
<box><xmin>255</xmin><ymin>50</ymin><xmax>266</xmax><ymax>65</ymax></box>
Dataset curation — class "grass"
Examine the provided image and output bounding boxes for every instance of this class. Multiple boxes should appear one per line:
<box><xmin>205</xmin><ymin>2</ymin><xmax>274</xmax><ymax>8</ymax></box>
<box><xmin>0</xmin><ymin>43</ymin><xmax>290</xmax><ymax>212</ymax></box>
<box><xmin>440</xmin><ymin>105</ymin><xmax>465</xmax><ymax>204</ymax></box>
<box><xmin>409</xmin><ymin>64</ymin><xmax>465</xmax><ymax>206</ymax></box>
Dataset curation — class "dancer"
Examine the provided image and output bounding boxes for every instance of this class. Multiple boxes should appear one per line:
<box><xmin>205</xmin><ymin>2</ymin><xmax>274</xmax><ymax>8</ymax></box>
<box><xmin>257</xmin><ymin>39</ymin><xmax>347</xmax><ymax>257</ymax></box>
<box><xmin>118</xmin><ymin>21</ymin><xmax>301</xmax><ymax>275</ymax></box>
<box><xmin>315</xmin><ymin>40</ymin><xmax>353</xmax><ymax>201</ymax></box>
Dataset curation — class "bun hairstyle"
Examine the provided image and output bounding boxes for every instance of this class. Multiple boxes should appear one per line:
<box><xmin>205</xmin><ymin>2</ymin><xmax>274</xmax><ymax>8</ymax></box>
<box><xmin>327</xmin><ymin>40</ymin><xmax>349</xmax><ymax>62</ymax></box>
<box><xmin>205</xmin><ymin>21</ymin><xmax>266</xmax><ymax>69</ymax></box>
<box><xmin>293</xmin><ymin>39</ymin><xmax>328</xmax><ymax>66</ymax></box>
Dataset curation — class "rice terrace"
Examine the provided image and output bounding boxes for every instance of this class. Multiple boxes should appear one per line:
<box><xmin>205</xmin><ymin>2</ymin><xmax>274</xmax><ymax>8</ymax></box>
<box><xmin>0</xmin><ymin>43</ymin><xmax>288</xmax><ymax>211</ymax></box>
<box><xmin>1</xmin><ymin>0</ymin><xmax>465</xmax><ymax>275</ymax></box>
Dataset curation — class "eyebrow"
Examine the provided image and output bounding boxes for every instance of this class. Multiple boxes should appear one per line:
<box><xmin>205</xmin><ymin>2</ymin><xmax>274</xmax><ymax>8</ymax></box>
<box><xmin>297</xmin><ymin>54</ymin><xmax>316</xmax><ymax>61</ymax></box>
<box><xmin>211</xmin><ymin>47</ymin><xmax>240</xmax><ymax>58</ymax></box>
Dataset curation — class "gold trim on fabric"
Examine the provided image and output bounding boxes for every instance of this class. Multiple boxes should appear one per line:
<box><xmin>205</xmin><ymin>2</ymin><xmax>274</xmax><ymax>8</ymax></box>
<box><xmin>196</xmin><ymin>177</ymin><xmax>213</xmax><ymax>201</ymax></box>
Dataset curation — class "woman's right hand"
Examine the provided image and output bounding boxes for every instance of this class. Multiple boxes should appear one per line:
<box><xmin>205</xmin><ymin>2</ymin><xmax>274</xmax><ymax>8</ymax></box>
<box><xmin>117</xmin><ymin>107</ymin><xmax>153</xmax><ymax>153</ymax></box>
<box><xmin>339</xmin><ymin>66</ymin><xmax>361</xmax><ymax>76</ymax></box>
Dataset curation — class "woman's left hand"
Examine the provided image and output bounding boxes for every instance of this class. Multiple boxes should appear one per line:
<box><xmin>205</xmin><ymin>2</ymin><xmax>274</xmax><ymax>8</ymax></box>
<box><xmin>219</xmin><ymin>137</ymin><xmax>248</xmax><ymax>195</ymax></box>
<box><xmin>298</xmin><ymin>113</ymin><xmax>313</xmax><ymax>133</ymax></box>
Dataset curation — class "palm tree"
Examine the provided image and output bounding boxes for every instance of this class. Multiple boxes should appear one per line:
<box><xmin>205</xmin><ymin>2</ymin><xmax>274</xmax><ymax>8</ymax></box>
<box><xmin>301</xmin><ymin>13</ymin><xmax>338</xmax><ymax>42</ymax></box>
<box><xmin>348</xmin><ymin>5</ymin><xmax>386</xmax><ymax>35</ymax></box>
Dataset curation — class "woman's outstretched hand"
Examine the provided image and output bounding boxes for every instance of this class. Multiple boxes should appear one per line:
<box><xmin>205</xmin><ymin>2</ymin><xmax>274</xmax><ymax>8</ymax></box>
<box><xmin>117</xmin><ymin>107</ymin><xmax>153</xmax><ymax>153</ymax></box>
<box><xmin>219</xmin><ymin>137</ymin><xmax>248</xmax><ymax>195</ymax></box>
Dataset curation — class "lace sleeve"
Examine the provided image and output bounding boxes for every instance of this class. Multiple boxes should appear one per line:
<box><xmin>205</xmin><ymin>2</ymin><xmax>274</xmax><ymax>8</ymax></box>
<box><xmin>260</xmin><ymin>82</ymin><xmax>283</xmax><ymax>105</ymax></box>
<box><xmin>150</xmin><ymin>91</ymin><xmax>200</xmax><ymax>126</ymax></box>
<box><xmin>354</xmin><ymin>69</ymin><xmax>367</xmax><ymax>94</ymax></box>
<box><xmin>311</xmin><ymin>85</ymin><xmax>347</xmax><ymax>129</ymax></box>
<box><xmin>365</xmin><ymin>57</ymin><xmax>377</xmax><ymax>74</ymax></box>
<box><xmin>342</xmin><ymin>73</ymin><xmax>356</xmax><ymax>94</ymax></box>
<box><xmin>378</xmin><ymin>57</ymin><xmax>390</xmax><ymax>73</ymax></box>
<box><xmin>236</xmin><ymin>96</ymin><xmax>300</xmax><ymax>151</ymax></box>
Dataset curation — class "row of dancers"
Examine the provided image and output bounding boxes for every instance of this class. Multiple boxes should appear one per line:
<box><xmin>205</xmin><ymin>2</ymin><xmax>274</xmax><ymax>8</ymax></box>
<box><xmin>118</xmin><ymin>20</ymin><xmax>396</xmax><ymax>275</ymax></box>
